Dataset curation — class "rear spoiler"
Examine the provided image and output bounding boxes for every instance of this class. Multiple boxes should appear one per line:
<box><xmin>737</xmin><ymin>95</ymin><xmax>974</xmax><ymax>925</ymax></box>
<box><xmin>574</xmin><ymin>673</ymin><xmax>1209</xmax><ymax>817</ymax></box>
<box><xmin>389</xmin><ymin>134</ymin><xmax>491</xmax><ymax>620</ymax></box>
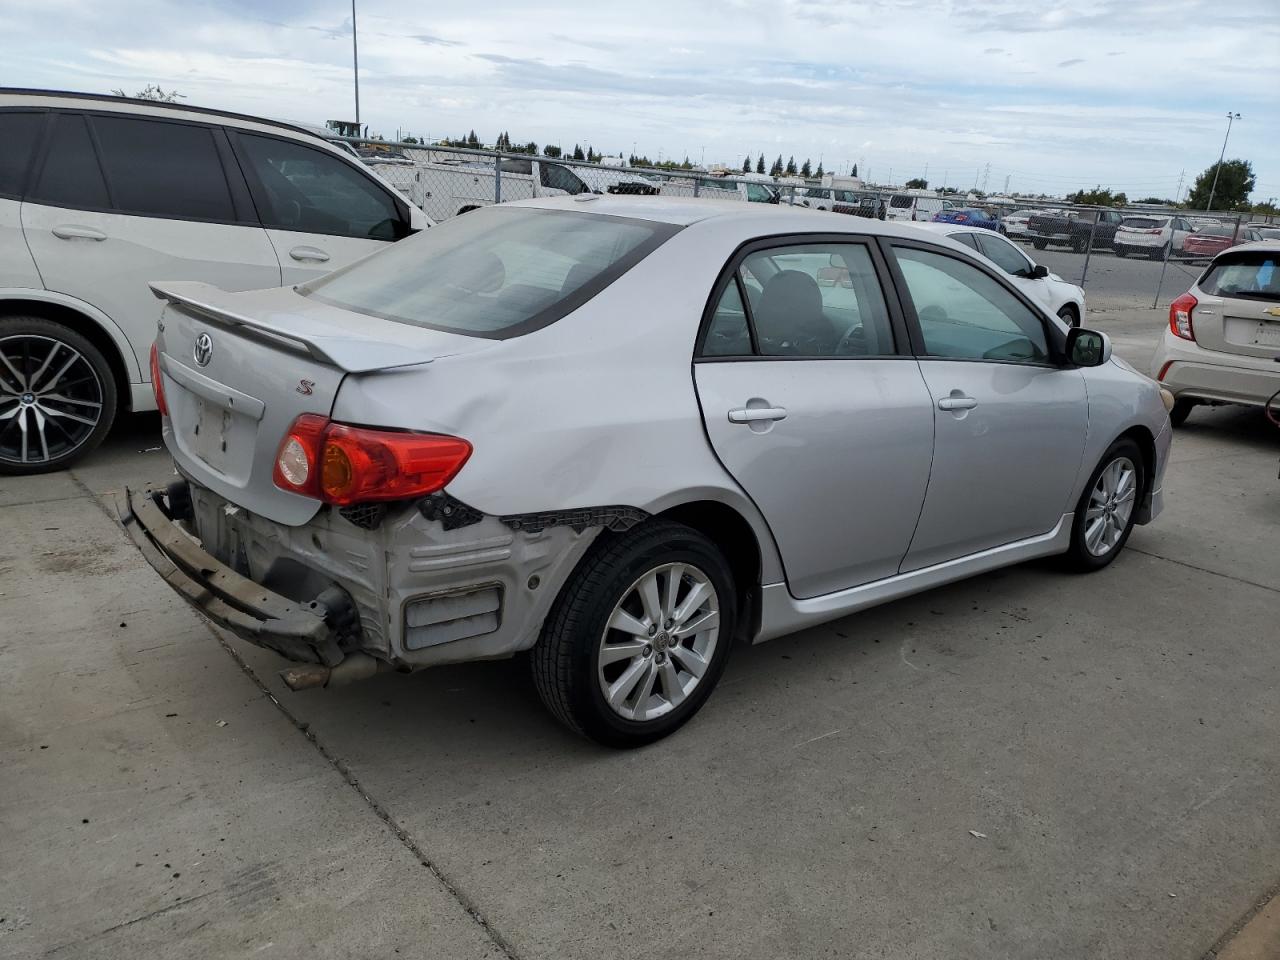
<box><xmin>149</xmin><ymin>281</ymin><xmax>437</xmax><ymax>373</ymax></box>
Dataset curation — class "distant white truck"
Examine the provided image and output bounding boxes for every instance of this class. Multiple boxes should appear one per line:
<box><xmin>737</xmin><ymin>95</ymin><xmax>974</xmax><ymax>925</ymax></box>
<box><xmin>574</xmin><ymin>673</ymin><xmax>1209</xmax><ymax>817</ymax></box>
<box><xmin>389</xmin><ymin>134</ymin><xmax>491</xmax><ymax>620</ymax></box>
<box><xmin>363</xmin><ymin>153</ymin><xmax>608</xmax><ymax>221</ymax></box>
<box><xmin>885</xmin><ymin>189</ymin><xmax>948</xmax><ymax>223</ymax></box>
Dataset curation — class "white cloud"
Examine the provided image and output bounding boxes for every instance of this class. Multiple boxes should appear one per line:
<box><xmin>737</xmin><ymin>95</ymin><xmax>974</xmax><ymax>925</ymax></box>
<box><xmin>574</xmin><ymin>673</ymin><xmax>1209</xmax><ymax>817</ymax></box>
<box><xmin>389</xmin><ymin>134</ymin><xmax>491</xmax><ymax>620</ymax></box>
<box><xmin>0</xmin><ymin>0</ymin><xmax>1276</xmax><ymax>196</ymax></box>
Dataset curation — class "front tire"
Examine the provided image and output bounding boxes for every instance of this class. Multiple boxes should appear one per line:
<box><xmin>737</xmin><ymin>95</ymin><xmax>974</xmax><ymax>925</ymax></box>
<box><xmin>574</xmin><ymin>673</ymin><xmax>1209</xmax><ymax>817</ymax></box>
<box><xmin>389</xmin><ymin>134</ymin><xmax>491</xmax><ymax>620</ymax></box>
<box><xmin>1032</xmin><ymin>239</ymin><xmax>1048</xmax><ymax>250</ymax></box>
<box><xmin>1057</xmin><ymin>304</ymin><xmax>1080</xmax><ymax>328</ymax></box>
<box><xmin>1063</xmin><ymin>438</ymin><xmax>1145</xmax><ymax>571</ymax></box>
<box><xmin>531</xmin><ymin>520</ymin><xmax>737</xmax><ymax>747</ymax></box>
<box><xmin>0</xmin><ymin>317</ymin><xmax>117</xmax><ymax>475</ymax></box>
<box><xmin>1150</xmin><ymin>242</ymin><xmax>1171</xmax><ymax>261</ymax></box>
<box><xmin>1114</xmin><ymin>245</ymin><xmax>1128</xmax><ymax>258</ymax></box>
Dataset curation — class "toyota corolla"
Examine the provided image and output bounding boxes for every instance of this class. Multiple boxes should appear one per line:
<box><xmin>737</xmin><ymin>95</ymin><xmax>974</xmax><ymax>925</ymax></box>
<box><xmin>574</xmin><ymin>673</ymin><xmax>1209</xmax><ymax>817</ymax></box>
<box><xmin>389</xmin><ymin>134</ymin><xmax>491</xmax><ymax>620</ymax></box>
<box><xmin>120</xmin><ymin>197</ymin><xmax>1172</xmax><ymax>746</ymax></box>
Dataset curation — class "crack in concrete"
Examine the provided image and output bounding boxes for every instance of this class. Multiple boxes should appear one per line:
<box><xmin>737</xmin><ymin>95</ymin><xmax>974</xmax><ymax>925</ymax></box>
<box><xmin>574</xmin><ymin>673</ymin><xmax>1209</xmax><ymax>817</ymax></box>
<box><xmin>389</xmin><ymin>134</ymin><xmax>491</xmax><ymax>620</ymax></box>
<box><xmin>1129</xmin><ymin>546</ymin><xmax>1280</xmax><ymax>596</ymax></box>
<box><xmin>42</xmin><ymin>892</ymin><xmax>216</xmax><ymax>956</ymax></box>
<box><xmin>198</xmin><ymin>621</ymin><xmax>524</xmax><ymax>960</ymax></box>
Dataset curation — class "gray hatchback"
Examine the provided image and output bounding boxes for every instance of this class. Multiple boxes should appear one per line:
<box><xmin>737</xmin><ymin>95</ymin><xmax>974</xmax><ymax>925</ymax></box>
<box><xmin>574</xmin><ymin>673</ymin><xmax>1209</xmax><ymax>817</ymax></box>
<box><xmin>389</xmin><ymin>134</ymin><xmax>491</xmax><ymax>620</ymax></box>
<box><xmin>121</xmin><ymin>197</ymin><xmax>1172</xmax><ymax>746</ymax></box>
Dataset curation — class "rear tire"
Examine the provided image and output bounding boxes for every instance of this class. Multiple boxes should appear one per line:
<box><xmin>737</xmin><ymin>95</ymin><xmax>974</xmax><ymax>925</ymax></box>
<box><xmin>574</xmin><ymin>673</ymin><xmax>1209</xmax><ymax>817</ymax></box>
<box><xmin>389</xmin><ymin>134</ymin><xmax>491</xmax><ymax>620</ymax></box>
<box><xmin>1062</xmin><ymin>438</ymin><xmax>1145</xmax><ymax>572</ymax></box>
<box><xmin>1150</xmin><ymin>242</ymin><xmax>1171</xmax><ymax>261</ymax></box>
<box><xmin>1071</xmin><ymin>234</ymin><xmax>1087</xmax><ymax>254</ymax></box>
<box><xmin>1032</xmin><ymin>239</ymin><xmax>1048</xmax><ymax>250</ymax></box>
<box><xmin>1169</xmin><ymin>397</ymin><xmax>1196</xmax><ymax>427</ymax></box>
<box><xmin>0</xmin><ymin>316</ymin><xmax>117</xmax><ymax>475</ymax></box>
<box><xmin>531</xmin><ymin>520</ymin><xmax>737</xmax><ymax>747</ymax></box>
<box><xmin>1114</xmin><ymin>245</ymin><xmax>1128</xmax><ymax>258</ymax></box>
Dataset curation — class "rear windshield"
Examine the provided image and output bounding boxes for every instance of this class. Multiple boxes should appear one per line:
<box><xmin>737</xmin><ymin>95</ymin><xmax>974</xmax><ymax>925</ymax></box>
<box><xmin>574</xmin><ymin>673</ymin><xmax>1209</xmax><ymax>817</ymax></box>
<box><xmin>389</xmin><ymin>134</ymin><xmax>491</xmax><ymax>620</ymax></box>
<box><xmin>1199</xmin><ymin>251</ymin><xmax>1280</xmax><ymax>302</ymax></box>
<box><xmin>1195</xmin><ymin>223</ymin><xmax>1235</xmax><ymax>237</ymax></box>
<box><xmin>301</xmin><ymin>206</ymin><xmax>677</xmax><ymax>338</ymax></box>
<box><xmin>889</xmin><ymin>195</ymin><xmax>914</xmax><ymax>208</ymax></box>
<box><xmin>1122</xmin><ymin>217</ymin><xmax>1166</xmax><ymax>228</ymax></box>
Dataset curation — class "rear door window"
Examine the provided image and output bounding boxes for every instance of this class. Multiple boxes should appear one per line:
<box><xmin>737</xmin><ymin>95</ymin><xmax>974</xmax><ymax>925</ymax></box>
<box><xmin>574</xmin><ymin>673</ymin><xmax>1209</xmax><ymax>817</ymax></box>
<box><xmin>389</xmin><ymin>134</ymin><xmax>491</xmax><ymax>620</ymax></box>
<box><xmin>1199</xmin><ymin>252</ymin><xmax>1280</xmax><ymax>302</ymax></box>
<box><xmin>91</xmin><ymin>115</ymin><xmax>235</xmax><ymax>221</ymax></box>
<box><xmin>0</xmin><ymin>111</ymin><xmax>45</xmax><ymax>198</ymax></box>
<box><xmin>28</xmin><ymin>114</ymin><xmax>110</xmax><ymax>209</ymax></box>
<box><xmin>237</xmin><ymin>133</ymin><xmax>406</xmax><ymax>240</ymax></box>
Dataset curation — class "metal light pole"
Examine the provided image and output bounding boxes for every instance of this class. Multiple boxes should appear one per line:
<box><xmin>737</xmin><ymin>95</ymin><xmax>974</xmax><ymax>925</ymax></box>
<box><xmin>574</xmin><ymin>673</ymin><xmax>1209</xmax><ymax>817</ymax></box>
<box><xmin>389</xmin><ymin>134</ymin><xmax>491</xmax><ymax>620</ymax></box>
<box><xmin>1205</xmin><ymin>111</ymin><xmax>1240</xmax><ymax>212</ymax></box>
<box><xmin>351</xmin><ymin>0</ymin><xmax>360</xmax><ymax>128</ymax></box>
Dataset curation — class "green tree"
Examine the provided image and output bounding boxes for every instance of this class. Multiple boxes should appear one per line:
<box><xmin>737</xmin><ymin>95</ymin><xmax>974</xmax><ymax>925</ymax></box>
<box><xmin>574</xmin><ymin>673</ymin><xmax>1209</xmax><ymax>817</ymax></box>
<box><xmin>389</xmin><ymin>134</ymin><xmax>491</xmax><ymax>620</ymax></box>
<box><xmin>543</xmin><ymin>144</ymin><xmax>561</xmax><ymax>158</ymax></box>
<box><xmin>572</xmin><ymin>144</ymin><xmax>585</xmax><ymax>161</ymax></box>
<box><xmin>851</xmin><ymin>163</ymin><xmax>858</xmax><ymax>178</ymax></box>
<box><xmin>1066</xmin><ymin>185</ymin><xmax>1127</xmax><ymax>206</ymax></box>
<box><xmin>1186</xmin><ymin>159</ymin><xmax>1255</xmax><ymax>210</ymax></box>
<box><xmin>466</xmin><ymin>130</ymin><xmax>480</xmax><ymax>148</ymax></box>
<box><xmin>905</xmin><ymin>177</ymin><xmax>928</xmax><ymax>189</ymax></box>
<box><xmin>742</xmin><ymin>156</ymin><xmax>752</xmax><ymax>173</ymax></box>
<box><xmin>815</xmin><ymin>162</ymin><xmax>824</xmax><ymax>178</ymax></box>
<box><xmin>770</xmin><ymin>155</ymin><xmax>783</xmax><ymax>177</ymax></box>
<box><xmin>800</xmin><ymin>159</ymin><xmax>812</xmax><ymax>178</ymax></box>
<box><xmin>785</xmin><ymin>156</ymin><xmax>797</xmax><ymax>176</ymax></box>
<box><xmin>1136</xmin><ymin>196</ymin><xmax>1174</xmax><ymax>205</ymax></box>
<box><xmin>756</xmin><ymin>155</ymin><xmax>766</xmax><ymax>175</ymax></box>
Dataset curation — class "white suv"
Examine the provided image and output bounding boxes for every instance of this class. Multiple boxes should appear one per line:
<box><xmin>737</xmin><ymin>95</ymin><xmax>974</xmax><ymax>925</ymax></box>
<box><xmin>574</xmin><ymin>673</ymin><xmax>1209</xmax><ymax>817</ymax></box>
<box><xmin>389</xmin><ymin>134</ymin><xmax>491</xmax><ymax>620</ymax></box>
<box><xmin>0</xmin><ymin>89</ymin><xmax>430</xmax><ymax>474</ymax></box>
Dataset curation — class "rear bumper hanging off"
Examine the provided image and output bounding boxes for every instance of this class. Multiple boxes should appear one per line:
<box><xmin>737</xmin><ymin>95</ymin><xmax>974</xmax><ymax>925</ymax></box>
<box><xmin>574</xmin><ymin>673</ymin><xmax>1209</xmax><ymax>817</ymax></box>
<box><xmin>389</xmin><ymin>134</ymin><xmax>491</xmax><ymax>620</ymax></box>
<box><xmin>117</xmin><ymin>485</ymin><xmax>351</xmax><ymax>667</ymax></box>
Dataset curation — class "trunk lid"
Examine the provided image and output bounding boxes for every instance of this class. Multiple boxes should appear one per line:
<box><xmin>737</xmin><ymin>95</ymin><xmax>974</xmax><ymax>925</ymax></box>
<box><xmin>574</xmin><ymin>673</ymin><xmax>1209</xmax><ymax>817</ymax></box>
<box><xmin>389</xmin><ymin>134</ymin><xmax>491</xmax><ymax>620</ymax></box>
<box><xmin>152</xmin><ymin>281</ymin><xmax>490</xmax><ymax>525</ymax></box>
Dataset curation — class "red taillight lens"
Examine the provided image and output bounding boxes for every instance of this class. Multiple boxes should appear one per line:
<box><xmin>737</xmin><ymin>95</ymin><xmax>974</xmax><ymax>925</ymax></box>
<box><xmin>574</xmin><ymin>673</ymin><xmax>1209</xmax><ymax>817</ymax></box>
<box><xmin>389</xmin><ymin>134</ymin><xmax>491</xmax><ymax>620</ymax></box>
<box><xmin>273</xmin><ymin>415</ymin><xmax>471</xmax><ymax>506</ymax></box>
<box><xmin>954</xmin><ymin>214</ymin><xmax>968</xmax><ymax>222</ymax></box>
<box><xmin>149</xmin><ymin>342</ymin><xmax>168</xmax><ymax>416</ymax></box>
<box><xmin>1169</xmin><ymin>292</ymin><xmax>1197</xmax><ymax>341</ymax></box>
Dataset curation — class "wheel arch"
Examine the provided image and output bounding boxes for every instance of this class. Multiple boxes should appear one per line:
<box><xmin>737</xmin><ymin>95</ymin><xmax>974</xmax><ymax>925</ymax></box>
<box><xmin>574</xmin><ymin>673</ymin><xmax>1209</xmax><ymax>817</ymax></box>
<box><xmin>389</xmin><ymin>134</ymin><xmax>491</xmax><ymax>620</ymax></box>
<box><xmin>653</xmin><ymin>499</ymin><xmax>764</xmax><ymax>646</ymax></box>
<box><xmin>0</xmin><ymin>292</ymin><xmax>139</xmax><ymax>412</ymax></box>
<box><xmin>1116</xmin><ymin>423</ymin><xmax>1157</xmax><ymax>503</ymax></box>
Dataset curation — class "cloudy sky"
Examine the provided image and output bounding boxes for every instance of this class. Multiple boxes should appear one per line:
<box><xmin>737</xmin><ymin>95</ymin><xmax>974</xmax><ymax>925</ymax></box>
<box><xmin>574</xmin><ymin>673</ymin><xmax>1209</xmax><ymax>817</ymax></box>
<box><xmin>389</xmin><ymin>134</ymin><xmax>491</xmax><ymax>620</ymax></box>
<box><xmin>2</xmin><ymin>0</ymin><xmax>1277</xmax><ymax>200</ymax></box>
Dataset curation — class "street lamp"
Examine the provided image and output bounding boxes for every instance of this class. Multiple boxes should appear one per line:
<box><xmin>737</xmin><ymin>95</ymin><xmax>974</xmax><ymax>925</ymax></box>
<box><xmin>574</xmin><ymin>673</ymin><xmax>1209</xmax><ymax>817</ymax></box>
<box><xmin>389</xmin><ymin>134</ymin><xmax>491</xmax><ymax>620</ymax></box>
<box><xmin>351</xmin><ymin>0</ymin><xmax>360</xmax><ymax>128</ymax></box>
<box><xmin>1205</xmin><ymin>111</ymin><xmax>1241</xmax><ymax>212</ymax></box>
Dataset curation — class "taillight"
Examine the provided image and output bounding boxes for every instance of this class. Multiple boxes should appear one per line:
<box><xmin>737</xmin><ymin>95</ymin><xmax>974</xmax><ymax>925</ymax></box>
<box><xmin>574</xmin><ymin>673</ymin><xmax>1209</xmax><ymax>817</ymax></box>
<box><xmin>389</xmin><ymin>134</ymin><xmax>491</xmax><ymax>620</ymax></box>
<box><xmin>273</xmin><ymin>415</ymin><xmax>472</xmax><ymax>506</ymax></box>
<box><xmin>954</xmin><ymin>214</ymin><xmax>968</xmax><ymax>222</ymax></box>
<box><xmin>149</xmin><ymin>342</ymin><xmax>168</xmax><ymax>416</ymax></box>
<box><xmin>1169</xmin><ymin>292</ymin><xmax>1197</xmax><ymax>341</ymax></box>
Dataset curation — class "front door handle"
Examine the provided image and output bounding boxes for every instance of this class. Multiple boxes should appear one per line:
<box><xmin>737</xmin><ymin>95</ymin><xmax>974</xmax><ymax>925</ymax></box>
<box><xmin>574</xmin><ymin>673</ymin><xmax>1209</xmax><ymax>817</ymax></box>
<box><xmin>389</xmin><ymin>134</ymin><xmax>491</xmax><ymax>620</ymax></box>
<box><xmin>289</xmin><ymin>245</ymin><xmax>330</xmax><ymax>263</ymax></box>
<box><xmin>52</xmin><ymin>225</ymin><xmax>107</xmax><ymax>241</ymax></box>
<box><xmin>937</xmin><ymin>394</ymin><xmax>978</xmax><ymax>411</ymax></box>
<box><xmin>728</xmin><ymin>406</ymin><xmax>787</xmax><ymax>423</ymax></box>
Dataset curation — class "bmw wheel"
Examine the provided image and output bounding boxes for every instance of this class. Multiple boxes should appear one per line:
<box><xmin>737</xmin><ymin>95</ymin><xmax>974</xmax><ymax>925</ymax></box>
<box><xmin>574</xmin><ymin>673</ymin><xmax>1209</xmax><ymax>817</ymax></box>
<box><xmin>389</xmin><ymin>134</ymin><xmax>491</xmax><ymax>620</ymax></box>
<box><xmin>1063</xmin><ymin>437</ymin><xmax>1145</xmax><ymax>571</ymax></box>
<box><xmin>0</xmin><ymin>317</ymin><xmax>117</xmax><ymax>475</ymax></box>
<box><xmin>532</xmin><ymin>520</ymin><xmax>736</xmax><ymax>747</ymax></box>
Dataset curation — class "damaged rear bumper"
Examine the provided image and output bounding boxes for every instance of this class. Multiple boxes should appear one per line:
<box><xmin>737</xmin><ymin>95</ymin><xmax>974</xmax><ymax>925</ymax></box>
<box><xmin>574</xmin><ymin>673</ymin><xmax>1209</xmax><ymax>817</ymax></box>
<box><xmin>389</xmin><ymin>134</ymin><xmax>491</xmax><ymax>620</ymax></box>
<box><xmin>117</xmin><ymin>485</ymin><xmax>355</xmax><ymax>669</ymax></box>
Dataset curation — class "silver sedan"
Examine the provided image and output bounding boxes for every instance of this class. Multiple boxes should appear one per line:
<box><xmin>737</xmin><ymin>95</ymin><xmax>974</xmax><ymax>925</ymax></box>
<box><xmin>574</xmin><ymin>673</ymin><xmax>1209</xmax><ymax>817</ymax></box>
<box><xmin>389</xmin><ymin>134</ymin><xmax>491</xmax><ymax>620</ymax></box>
<box><xmin>122</xmin><ymin>197</ymin><xmax>1173</xmax><ymax>746</ymax></box>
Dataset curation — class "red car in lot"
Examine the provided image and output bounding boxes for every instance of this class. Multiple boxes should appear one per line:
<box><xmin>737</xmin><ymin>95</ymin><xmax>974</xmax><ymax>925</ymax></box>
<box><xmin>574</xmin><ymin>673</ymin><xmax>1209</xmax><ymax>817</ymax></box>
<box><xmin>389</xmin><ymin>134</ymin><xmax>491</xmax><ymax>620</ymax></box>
<box><xmin>1182</xmin><ymin>224</ymin><xmax>1264</xmax><ymax>260</ymax></box>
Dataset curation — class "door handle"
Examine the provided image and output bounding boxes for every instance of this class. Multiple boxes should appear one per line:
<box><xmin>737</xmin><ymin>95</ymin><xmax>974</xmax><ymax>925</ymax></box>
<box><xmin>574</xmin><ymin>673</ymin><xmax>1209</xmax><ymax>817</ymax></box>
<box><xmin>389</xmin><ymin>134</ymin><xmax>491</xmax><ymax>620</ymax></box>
<box><xmin>728</xmin><ymin>406</ymin><xmax>787</xmax><ymax>423</ymax></box>
<box><xmin>937</xmin><ymin>395</ymin><xmax>978</xmax><ymax>411</ymax></box>
<box><xmin>289</xmin><ymin>246</ymin><xmax>330</xmax><ymax>263</ymax></box>
<box><xmin>52</xmin><ymin>225</ymin><xmax>106</xmax><ymax>241</ymax></box>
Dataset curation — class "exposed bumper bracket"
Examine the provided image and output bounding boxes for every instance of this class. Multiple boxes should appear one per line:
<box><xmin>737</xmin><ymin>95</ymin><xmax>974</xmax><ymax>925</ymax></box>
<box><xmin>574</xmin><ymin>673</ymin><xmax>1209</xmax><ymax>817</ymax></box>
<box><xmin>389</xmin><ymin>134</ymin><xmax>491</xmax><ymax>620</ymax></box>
<box><xmin>117</xmin><ymin>485</ymin><xmax>347</xmax><ymax>666</ymax></box>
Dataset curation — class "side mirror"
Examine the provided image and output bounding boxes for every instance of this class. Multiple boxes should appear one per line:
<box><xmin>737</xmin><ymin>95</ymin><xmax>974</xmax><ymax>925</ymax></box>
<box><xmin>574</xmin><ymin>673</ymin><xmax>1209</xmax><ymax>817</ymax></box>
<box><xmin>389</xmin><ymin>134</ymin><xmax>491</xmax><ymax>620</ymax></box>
<box><xmin>1029</xmin><ymin>264</ymin><xmax>1049</xmax><ymax>279</ymax></box>
<box><xmin>1066</xmin><ymin>327</ymin><xmax>1111</xmax><ymax>367</ymax></box>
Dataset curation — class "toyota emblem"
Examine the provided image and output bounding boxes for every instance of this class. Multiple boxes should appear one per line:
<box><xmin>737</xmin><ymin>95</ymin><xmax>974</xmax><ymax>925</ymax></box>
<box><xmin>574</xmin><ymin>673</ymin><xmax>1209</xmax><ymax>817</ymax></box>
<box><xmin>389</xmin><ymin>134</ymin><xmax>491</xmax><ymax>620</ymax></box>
<box><xmin>193</xmin><ymin>332</ymin><xmax>213</xmax><ymax>367</ymax></box>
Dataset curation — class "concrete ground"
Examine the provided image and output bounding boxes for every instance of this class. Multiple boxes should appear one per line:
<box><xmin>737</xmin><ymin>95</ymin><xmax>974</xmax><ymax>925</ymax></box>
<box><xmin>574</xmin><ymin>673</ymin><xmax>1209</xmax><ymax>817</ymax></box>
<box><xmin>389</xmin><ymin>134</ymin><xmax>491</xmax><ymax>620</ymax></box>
<box><xmin>2</xmin><ymin>306</ymin><xmax>1279</xmax><ymax>959</ymax></box>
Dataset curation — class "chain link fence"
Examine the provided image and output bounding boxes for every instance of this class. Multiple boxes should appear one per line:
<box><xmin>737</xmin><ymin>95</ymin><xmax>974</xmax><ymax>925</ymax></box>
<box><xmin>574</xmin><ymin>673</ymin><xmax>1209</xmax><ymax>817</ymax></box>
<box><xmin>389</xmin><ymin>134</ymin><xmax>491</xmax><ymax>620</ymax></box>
<box><xmin>338</xmin><ymin>136</ymin><xmax>1278</xmax><ymax>305</ymax></box>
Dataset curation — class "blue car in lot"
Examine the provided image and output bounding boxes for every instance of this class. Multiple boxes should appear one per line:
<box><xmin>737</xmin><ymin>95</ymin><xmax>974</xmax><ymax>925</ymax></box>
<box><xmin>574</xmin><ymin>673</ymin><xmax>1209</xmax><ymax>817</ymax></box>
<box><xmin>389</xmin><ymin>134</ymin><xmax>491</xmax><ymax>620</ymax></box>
<box><xmin>932</xmin><ymin>208</ymin><xmax>1002</xmax><ymax>232</ymax></box>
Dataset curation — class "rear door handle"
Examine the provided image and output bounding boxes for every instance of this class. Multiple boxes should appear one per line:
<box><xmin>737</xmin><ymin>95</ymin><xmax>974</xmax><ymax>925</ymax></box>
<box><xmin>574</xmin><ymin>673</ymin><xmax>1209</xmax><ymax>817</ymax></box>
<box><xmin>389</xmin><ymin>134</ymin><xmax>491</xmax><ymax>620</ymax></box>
<box><xmin>52</xmin><ymin>225</ymin><xmax>106</xmax><ymax>241</ymax></box>
<box><xmin>937</xmin><ymin>395</ymin><xmax>978</xmax><ymax>411</ymax></box>
<box><xmin>289</xmin><ymin>245</ymin><xmax>330</xmax><ymax>263</ymax></box>
<box><xmin>728</xmin><ymin>406</ymin><xmax>787</xmax><ymax>423</ymax></box>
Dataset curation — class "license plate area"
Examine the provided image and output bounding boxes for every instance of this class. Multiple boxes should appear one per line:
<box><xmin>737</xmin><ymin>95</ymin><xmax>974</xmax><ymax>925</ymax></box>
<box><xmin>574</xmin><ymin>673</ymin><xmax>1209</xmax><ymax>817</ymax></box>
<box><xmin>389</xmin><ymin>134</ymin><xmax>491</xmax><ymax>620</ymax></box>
<box><xmin>1254</xmin><ymin>320</ymin><xmax>1280</xmax><ymax>348</ymax></box>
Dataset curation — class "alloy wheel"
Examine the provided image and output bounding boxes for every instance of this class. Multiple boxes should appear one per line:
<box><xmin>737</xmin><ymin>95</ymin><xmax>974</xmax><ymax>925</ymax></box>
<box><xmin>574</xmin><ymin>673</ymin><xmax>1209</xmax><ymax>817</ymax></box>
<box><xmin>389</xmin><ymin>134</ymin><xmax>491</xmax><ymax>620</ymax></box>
<box><xmin>596</xmin><ymin>562</ymin><xmax>721</xmax><ymax>723</ymax></box>
<box><xmin>0</xmin><ymin>335</ymin><xmax>105</xmax><ymax>467</ymax></box>
<box><xmin>1083</xmin><ymin>456</ymin><xmax>1137</xmax><ymax>557</ymax></box>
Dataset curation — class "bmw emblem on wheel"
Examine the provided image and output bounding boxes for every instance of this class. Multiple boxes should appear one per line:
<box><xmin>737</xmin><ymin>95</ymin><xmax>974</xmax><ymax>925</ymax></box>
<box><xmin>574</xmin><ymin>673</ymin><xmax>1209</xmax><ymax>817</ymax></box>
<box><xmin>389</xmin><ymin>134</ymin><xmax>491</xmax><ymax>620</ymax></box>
<box><xmin>193</xmin><ymin>332</ymin><xmax>213</xmax><ymax>367</ymax></box>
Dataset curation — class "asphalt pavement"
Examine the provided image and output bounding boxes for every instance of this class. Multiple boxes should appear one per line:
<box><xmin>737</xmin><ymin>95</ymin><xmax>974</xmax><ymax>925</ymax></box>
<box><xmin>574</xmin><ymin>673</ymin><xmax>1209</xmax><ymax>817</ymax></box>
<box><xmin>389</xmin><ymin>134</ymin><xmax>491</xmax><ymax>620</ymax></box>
<box><xmin>2</xmin><ymin>311</ymin><xmax>1279</xmax><ymax>960</ymax></box>
<box><xmin>1017</xmin><ymin>238</ymin><xmax>1208</xmax><ymax>304</ymax></box>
